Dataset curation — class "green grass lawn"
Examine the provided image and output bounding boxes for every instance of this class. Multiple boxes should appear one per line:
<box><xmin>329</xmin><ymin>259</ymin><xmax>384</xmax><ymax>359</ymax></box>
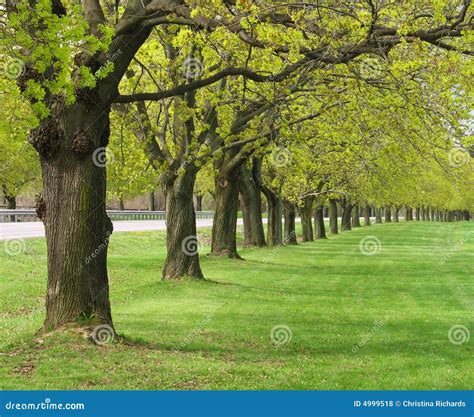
<box><xmin>0</xmin><ymin>221</ymin><xmax>472</xmax><ymax>390</ymax></box>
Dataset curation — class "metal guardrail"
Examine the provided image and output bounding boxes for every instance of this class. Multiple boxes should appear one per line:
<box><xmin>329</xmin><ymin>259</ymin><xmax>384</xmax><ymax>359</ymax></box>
<box><xmin>0</xmin><ymin>209</ymin><xmax>214</xmax><ymax>223</ymax></box>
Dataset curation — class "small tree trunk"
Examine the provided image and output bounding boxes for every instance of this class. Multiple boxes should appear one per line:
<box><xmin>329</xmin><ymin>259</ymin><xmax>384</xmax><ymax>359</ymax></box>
<box><xmin>415</xmin><ymin>207</ymin><xmax>420</xmax><ymax>221</ymax></box>
<box><xmin>2</xmin><ymin>186</ymin><xmax>17</xmax><ymax>222</ymax></box>
<box><xmin>374</xmin><ymin>207</ymin><xmax>382</xmax><ymax>224</ymax></box>
<box><xmin>118</xmin><ymin>198</ymin><xmax>125</xmax><ymax>211</ymax></box>
<box><xmin>239</xmin><ymin>161</ymin><xmax>266</xmax><ymax>247</ymax></box>
<box><xmin>5</xmin><ymin>194</ymin><xmax>16</xmax><ymax>210</ymax></box>
<box><xmin>300</xmin><ymin>196</ymin><xmax>314</xmax><ymax>241</ymax></box>
<box><xmin>341</xmin><ymin>200</ymin><xmax>353</xmax><ymax>231</ymax></box>
<box><xmin>430</xmin><ymin>208</ymin><xmax>436</xmax><ymax>222</ymax></box>
<box><xmin>363</xmin><ymin>204</ymin><xmax>371</xmax><ymax>226</ymax></box>
<box><xmin>375</xmin><ymin>207</ymin><xmax>383</xmax><ymax>224</ymax></box>
<box><xmin>314</xmin><ymin>205</ymin><xmax>327</xmax><ymax>239</ymax></box>
<box><xmin>210</xmin><ymin>166</ymin><xmax>241</xmax><ymax>258</ymax></box>
<box><xmin>261</xmin><ymin>185</ymin><xmax>282</xmax><ymax>246</ymax></box>
<box><xmin>193</xmin><ymin>194</ymin><xmax>202</xmax><ymax>212</ymax></box>
<box><xmin>282</xmin><ymin>200</ymin><xmax>297</xmax><ymax>244</ymax></box>
<box><xmin>463</xmin><ymin>210</ymin><xmax>470</xmax><ymax>221</ymax></box>
<box><xmin>351</xmin><ymin>205</ymin><xmax>362</xmax><ymax>227</ymax></box>
<box><xmin>148</xmin><ymin>191</ymin><xmax>155</xmax><ymax>211</ymax></box>
<box><xmin>393</xmin><ymin>206</ymin><xmax>400</xmax><ymax>222</ymax></box>
<box><xmin>162</xmin><ymin>168</ymin><xmax>204</xmax><ymax>280</ymax></box>
<box><xmin>323</xmin><ymin>206</ymin><xmax>329</xmax><ymax>218</ymax></box>
<box><xmin>329</xmin><ymin>199</ymin><xmax>338</xmax><ymax>234</ymax></box>
<box><xmin>384</xmin><ymin>206</ymin><xmax>392</xmax><ymax>223</ymax></box>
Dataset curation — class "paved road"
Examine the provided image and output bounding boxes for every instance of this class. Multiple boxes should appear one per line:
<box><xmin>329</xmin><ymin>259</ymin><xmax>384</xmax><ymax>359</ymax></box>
<box><xmin>0</xmin><ymin>219</ymin><xmax>247</xmax><ymax>240</ymax></box>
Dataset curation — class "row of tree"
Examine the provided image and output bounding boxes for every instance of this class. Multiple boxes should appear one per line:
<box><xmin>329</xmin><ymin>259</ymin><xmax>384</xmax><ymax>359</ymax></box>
<box><xmin>1</xmin><ymin>0</ymin><xmax>472</xmax><ymax>333</ymax></box>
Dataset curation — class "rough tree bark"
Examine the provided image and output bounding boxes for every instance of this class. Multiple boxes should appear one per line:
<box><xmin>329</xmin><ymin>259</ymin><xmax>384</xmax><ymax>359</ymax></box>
<box><xmin>341</xmin><ymin>199</ymin><xmax>353</xmax><ymax>231</ymax></box>
<box><xmin>210</xmin><ymin>149</ymin><xmax>241</xmax><ymax>259</ymax></box>
<box><xmin>32</xmin><ymin>104</ymin><xmax>114</xmax><ymax>329</ymax></box>
<box><xmin>300</xmin><ymin>196</ymin><xmax>314</xmax><ymax>241</ymax></box>
<box><xmin>239</xmin><ymin>160</ymin><xmax>266</xmax><ymax>247</ymax></box>
<box><xmin>328</xmin><ymin>199</ymin><xmax>338</xmax><ymax>234</ymax></box>
<box><xmin>314</xmin><ymin>204</ymin><xmax>327</xmax><ymax>239</ymax></box>
<box><xmin>162</xmin><ymin>167</ymin><xmax>204</xmax><ymax>279</ymax></box>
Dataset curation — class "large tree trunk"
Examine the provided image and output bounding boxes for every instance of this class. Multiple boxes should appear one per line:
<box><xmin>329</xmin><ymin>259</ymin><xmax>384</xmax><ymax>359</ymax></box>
<box><xmin>32</xmin><ymin>106</ymin><xmax>114</xmax><ymax>330</ymax></box>
<box><xmin>384</xmin><ymin>206</ymin><xmax>392</xmax><ymax>223</ymax></box>
<box><xmin>239</xmin><ymin>160</ymin><xmax>266</xmax><ymax>247</ymax></box>
<box><xmin>300</xmin><ymin>196</ymin><xmax>314</xmax><ymax>241</ymax></box>
<box><xmin>314</xmin><ymin>204</ymin><xmax>327</xmax><ymax>239</ymax></box>
<box><xmin>262</xmin><ymin>185</ymin><xmax>282</xmax><ymax>246</ymax></box>
<box><xmin>363</xmin><ymin>204</ymin><xmax>371</xmax><ymax>226</ymax></box>
<box><xmin>162</xmin><ymin>168</ymin><xmax>204</xmax><ymax>280</ymax></box>
<box><xmin>282</xmin><ymin>200</ymin><xmax>297</xmax><ymax>244</ymax></box>
<box><xmin>210</xmin><ymin>167</ymin><xmax>241</xmax><ymax>258</ymax></box>
<box><xmin>375</xmin><ymin>207</ymin><xmax>383</xmax><ymax>224</ymax></box>
<box><xmin>351</xmin><ymin>204</ymin><xmax>361</xmax><ymax>227</ymax></box>
<box><xmin>328</xmin><ymin>199</ymin><xmax>338</xmax><ymax>234</ymax></box>
<box><xmin>341</xmin><ymin>200</ymin><xmax>353</xmax><ymax>231</ymax></box>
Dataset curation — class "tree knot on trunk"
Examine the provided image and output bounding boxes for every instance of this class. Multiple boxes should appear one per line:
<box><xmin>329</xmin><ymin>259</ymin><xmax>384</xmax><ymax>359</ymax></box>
<box><xmin>28</xmin><ymin>117</ymin><xmax>64</xmax><ymax>159</ymax></box>
<box><xmin>35</xmin><ymin>194</ymin><xmax>46</xmax><ymax>221</ymax></box>
<box><xmin>75</xmin><ymin>87</ymin><xmax>100</xmax><ymax>108</ymax></box>
<box><xmin>73</xmin><ymin>52</ymin><xmax>103</xmax><ymax>74</ymax></box>
<box><xmin>71</xmin><ymin>129</ymin><xmax>94</xmax><ymax>158</ymax></box>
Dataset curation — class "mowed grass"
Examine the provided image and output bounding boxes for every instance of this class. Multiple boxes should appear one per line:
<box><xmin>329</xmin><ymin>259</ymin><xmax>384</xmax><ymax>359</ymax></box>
<box><xmin>0</xmin><ymin>221</ymin><xmax>473</xmax><ymax>390</ymax></box>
